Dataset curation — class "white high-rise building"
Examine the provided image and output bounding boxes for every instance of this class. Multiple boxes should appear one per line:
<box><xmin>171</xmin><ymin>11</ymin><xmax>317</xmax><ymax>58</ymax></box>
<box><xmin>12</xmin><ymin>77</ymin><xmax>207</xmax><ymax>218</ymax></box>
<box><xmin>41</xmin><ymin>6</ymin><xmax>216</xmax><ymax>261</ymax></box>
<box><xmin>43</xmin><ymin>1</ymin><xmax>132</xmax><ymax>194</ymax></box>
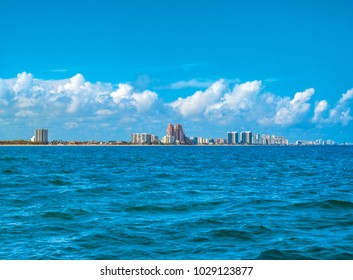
<box><xmin>162</xmin><ymin>135</ymin><xmax>175</xmax><ymax>144</ymax></box>
<box><xmin>132</xmin><ymin>133</ymin><xmax>157</xmax><ymax>144</ymax></box>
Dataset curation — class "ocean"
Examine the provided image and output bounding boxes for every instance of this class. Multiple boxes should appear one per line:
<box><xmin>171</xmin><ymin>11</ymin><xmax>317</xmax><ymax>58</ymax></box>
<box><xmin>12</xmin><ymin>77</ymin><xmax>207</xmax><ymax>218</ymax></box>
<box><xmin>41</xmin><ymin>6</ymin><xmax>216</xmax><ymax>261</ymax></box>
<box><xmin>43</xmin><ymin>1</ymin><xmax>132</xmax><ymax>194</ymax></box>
<box><xmin>1</xmin><ymin>146</ymin><xmax>353</xmax><ymax>260</ymax></box>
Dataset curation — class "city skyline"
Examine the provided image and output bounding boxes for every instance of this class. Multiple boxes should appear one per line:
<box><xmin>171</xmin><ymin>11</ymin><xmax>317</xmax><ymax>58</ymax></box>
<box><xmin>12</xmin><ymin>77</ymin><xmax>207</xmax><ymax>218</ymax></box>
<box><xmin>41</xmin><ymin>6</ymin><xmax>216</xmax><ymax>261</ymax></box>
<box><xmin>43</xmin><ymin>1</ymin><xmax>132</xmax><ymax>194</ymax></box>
<box><xmin>0</xmin><ymin>122</ymin><xmax>347</xmax><ymax>146</ymax></box>
<box><xmin>1</xmin><ymin>0</ymin><xmax>353</xmax><ymax>142</ymax></box>
<box><xmin>2</xmin><ymin>122</ymin><xmax>346</xmax><ymax>145</ymax></box>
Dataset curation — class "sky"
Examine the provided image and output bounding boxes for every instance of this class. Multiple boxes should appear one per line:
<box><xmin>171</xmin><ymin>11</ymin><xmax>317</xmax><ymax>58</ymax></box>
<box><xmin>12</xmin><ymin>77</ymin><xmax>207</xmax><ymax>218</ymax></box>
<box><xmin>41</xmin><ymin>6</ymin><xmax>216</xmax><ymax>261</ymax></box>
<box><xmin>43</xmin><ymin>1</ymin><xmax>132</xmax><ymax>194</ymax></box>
<box><xmin>1</xmin><ymin>0</ymin><xmax>353</xmax><ymax>142</ymax></box>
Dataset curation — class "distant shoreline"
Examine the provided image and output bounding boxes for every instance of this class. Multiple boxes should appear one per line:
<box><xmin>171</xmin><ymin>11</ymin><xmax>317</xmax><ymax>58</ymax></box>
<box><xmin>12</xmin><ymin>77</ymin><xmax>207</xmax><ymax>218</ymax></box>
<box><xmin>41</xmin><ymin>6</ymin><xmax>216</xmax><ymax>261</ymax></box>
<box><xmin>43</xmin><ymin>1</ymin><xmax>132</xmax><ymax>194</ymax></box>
<box><xmin>0</xmin><ymin>144</ymin><xmax>349</xmax><ymax>147</ymax></box>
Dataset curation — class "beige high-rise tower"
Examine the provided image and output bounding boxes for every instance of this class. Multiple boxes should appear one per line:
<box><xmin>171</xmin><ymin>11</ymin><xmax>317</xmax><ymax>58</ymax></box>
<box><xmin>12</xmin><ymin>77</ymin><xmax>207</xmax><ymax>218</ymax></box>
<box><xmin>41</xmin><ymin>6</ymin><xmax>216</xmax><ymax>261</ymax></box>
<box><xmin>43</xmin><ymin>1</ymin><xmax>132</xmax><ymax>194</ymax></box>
<box><xmin>34</xmin><ymin>128</ymin><xmax>49</xmax><ymax>144</ymax></box>
<box><xmin>166</xmin><ymin>123</ymin><xmax>174</xmax><ymax>137</ymax></box>
<box><xmin>174</xmin><ymin>124</ymin><xmax>185</xmax><ymax>144</ymax></box>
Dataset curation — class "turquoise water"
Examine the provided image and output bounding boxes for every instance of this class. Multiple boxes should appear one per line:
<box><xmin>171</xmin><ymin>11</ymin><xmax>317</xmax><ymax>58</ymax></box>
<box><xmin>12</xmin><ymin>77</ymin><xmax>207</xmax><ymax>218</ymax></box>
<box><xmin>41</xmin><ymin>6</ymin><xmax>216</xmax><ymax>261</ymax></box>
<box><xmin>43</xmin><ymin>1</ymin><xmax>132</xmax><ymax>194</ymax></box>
<box><xmin>1</xmin><ymin>146</ymin><xmax>353</xmax><ymax>259</ymax></box>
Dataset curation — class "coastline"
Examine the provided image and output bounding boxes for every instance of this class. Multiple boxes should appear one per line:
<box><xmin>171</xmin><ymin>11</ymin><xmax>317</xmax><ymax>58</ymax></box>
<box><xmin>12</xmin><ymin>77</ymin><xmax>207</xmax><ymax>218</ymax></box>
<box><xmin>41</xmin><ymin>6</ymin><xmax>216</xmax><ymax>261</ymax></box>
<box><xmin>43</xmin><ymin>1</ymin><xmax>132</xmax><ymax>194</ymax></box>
<box><xmin>0</xmin><ymin>144</ymin><xmax>347</xmax><ymax>147</ymax></box>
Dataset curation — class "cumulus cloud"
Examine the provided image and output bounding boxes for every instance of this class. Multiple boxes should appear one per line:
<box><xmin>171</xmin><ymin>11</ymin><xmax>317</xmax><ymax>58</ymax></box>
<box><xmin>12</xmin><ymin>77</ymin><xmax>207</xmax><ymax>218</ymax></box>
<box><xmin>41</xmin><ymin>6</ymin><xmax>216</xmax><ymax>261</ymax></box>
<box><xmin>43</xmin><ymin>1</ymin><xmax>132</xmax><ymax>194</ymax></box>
<box><xmin>13</xmin><ymin>72</ymin><xmax>33</xmax><ymax>93</ymax></box>
<box><xmin>67</xmin><ymin>96</ymin><xmax>81</xmax><ymax>113</ymax></box>
<box><xmin>7</xmin><ymin>72</ymin><xmax>40</xmax><ymax>109</ymax></box>
<box><xmin>169</xmin><ymin>79</ymin><xmax>227</xmax><ymax>117</ymax></box>
<box><xmin>225</xmin><ymin>80</ymin><xmax>263</xmax><ymax>111</ymax></box>
<box><xmin>332</xmin><ymin>89</ymin><xmax>353</xmax><ymax>125</ymax></box>
<box><xmin>110</xmin><ymin>83</ymin><xmax>158</xmax><ymax>112</ymax></box>
<box><xmin>273</xmin><ymin>88</ymin><xmax>315</xmax><ymax>125</ymax></box>
<box><xmin>169</xmin><ymin>79</ymin><xmax>267</xmax><ymax>124</ymax></box>
<box><xmin>312</xmin><ymin>88</ymin><xmax>353</xmax><ymax>126</ymax></box>
<box><xmin>62</xmin><ymin>73</ymin><xmax>85</xmax><ymax>93</ymax></box>
<box><xmin>313</xmin><ymin>100</ymin><xmax>328</xmax><ymax>122</ymax></box>
<box><xmin>1</xmin><ymin>72</ymin><xmax>353</xmax><ymax>141</ymax></box>
<box><xmin>168</xmin><ymin>80</ymin><xmax>353</xmax><ymax>128</ymax></box>
<box><xmin>131</xmin><ymin>90</ymin><xmax>158</xmax><ymax>112</ymax></box>
<box><xmin>0</xmin><ymin>72</ymin><xmax>160</xmax><ymax>121</ymax></box>
<box><xmin>110</xmin><ymin>83</ymin><xmax>133</xmax><ymax>104</ymax></box>
<box><xmin>57</xmin><ymin>73</ymin><xmax>110</xmax><ymax>113</ymax></box>
<box><xmin>338</xmin><ymin>88</ymin><xmax>353</xmax><ymax>104</ymax></box>
<box><xmin>205</xmin><ymin>80</ymin><xmax>263</xmax><ymax>120</ymax></box>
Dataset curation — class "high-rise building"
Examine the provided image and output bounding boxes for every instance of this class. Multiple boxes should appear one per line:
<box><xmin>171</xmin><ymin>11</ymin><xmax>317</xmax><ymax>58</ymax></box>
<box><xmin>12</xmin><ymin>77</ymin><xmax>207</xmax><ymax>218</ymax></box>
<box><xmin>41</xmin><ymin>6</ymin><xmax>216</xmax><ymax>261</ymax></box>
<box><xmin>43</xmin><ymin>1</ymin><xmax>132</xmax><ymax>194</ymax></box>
<box><xmin>239</xmin><ymin>131</ymin><xmax>245</xmax><ymax>144</ymax></box>
<box><xmin>166</xmin><ymin>124</ymin><xmax>174</xmax><ymax>137</ymax></box>
<box><xmin>162</xmin><ymin>135</ymin><xmax>175</xmax><ymax>144</ymax></box>
<box><xmin>131</xmin><ymin>133</ymin><xmax>140</xmax><ymax>144</ymax></box>
<box><xmin>226</xmin><ymin>132</ymin><xmax>239</xmax><ymax>144</ymax></box>
<box><xmin>151</xmin><ymin>135</ymin><xmax>158</xmax><ymax>143</ymax></box>
<box><xmin>189</xmin><ymin>136</ymin><xmax>198</xmax><ymax>145</ymax></box>
<box><xmin>227</xmin><ymin>132</ymin><xmax>232</xmax><ymax>144</ymax></box>
<box><xmin>131</xmin><ymin>133</ymin><xmax>157</xmax><ymax>144</ymax></box>
<box><xmin>163</xmin><ymin>123</ymin><xmax>186</xmax><ymax>144</ymax></box>
<box><xmin>232</xmin><ymin>132</ymin><xmax>239</xmax><ymax>144</ymax></box>
<box><xmin>34</xmin><ymin>129</ymin><xmax>48</xmax><ymax>143</ymax></box>
<box><xmin>140</xmin><ymin>133</ymin><xmax>151</xmax><ymax>144</ymax></box>
<box><xmin>244</xmin><ymin>131</ymin><xmax>252</xmax><ymax>144</ymax></box>
<box><xmin>174</xmin><ymin>124</ymin><xmax>185</xmax><ymax>143</ymax></box>
<box><xmin>240</xmin><ymin>131</ymin><xmax>252</xmax><ymax>144</ymax></box>
<box><xmin>252</xmin><ymin>134</ymin><xmax>260</xmax><ymax>145</ymax></box>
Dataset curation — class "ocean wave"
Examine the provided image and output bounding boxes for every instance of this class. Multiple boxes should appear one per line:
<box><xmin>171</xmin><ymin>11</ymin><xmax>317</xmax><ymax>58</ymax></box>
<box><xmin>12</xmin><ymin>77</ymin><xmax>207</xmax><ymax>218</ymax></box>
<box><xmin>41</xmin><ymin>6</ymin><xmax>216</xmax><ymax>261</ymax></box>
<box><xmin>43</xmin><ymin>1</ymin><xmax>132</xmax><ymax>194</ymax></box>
<box><xmin>257</xmin><ymin>249</ymin><xmax>317</xmax><ymax>260</ymax></box>
<box><xmin>41</xmin><ymin>211</ymin><xmax>74</xmax><ymax>220</ymax></box>
<box><xmin>207</xmin><ymin>229</ymin><xmax>254</xmax><ymax>241</ymax></box>
<box><xmin>292</xmin><ymin>199</ymin><xmax>353</xmax><ymax>210</ymax></box>
<box><xmin>2</xmin><ymin>169</ymin><xmax>17</xmax><ymax>174</ymax></box>
<box><xmin>49</xmin><ymin>179</ymin><xmax>72</xmax><ymax>186</ymax></box>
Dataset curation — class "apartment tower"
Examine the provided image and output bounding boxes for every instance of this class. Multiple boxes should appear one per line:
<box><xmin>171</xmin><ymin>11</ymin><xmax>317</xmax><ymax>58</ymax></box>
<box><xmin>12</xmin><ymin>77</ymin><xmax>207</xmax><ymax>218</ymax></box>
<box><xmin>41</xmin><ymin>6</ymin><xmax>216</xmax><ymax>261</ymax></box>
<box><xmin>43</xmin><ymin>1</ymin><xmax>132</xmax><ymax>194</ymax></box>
<box><xmin>34</xmin><ymin>128</ymin><xmax>49</xmax><ymax>144</ymax></box>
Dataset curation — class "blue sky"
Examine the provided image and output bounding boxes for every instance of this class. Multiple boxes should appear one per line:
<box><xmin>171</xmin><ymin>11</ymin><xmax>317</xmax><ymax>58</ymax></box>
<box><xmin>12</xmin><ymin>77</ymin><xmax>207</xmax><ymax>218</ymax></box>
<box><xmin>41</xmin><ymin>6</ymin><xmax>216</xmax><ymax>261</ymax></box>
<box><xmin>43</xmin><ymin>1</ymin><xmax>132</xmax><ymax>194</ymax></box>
<box><xmin>1</xmin><ymin>0</ymin><xmax>353</xmax><ymax>142</ymax></box>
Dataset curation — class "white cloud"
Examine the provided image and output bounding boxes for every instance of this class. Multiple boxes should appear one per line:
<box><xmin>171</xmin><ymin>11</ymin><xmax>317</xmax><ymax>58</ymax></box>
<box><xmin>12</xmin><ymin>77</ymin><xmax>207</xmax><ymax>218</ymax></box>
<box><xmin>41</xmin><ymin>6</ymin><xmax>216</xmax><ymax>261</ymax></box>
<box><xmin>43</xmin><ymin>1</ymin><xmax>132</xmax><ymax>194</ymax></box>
<box><xmin>332</xmin><ymin>89</ymin><xmax>353</xmax><ymax>125</ymax></box>
<box><xmin>313</xmin><ymin>100</ymin><xmax>328</xmax><ymax>122</ymax></box>
<box><xmin>13</xmin><ymin>72</ymin><xmax>33</xmax><ymax>93</ymax></box>
<box><xmin>1</xmin><ymin>72</ymin><xmax>353</xmax><ymax>141</ymax></box>
<box><xmin>338</xmin><ymin>88</ymin><xmax>353</xmax><ymax>104</ymax></box>
<box><xmin>96</xmin><ymin>109</ymin><xmax>115</xmax><ymax>116</ymax></box>
<box><xmin>15</xmin><ymin>110</ymin><xmax>37</xmax><ymax>117</ymax></box>
<box><xmin>57</xmin><ymin>74</ymin><xmax>92</xmax><ymax>113</ymax></box>
<box><xmin>203</xmin><ymin>80</ymin><xmax>262</xmax><ymax>121</ymax></box>
<box><xmin>168</xmin><ymin>79</ymin><xmax>265</xmax><ymax>124</ymax></box>
<box><xmin>67</xmin><ymin>96</ymin><xmax>81</xmax><ymax>113</ymax></box>
<box><xmin>110</xmin><ymin>83</ymin><xmax>158</xmax><ymax>111</ymax></box>
<box><xmin>131</xmin><ymin>90</ymin><xmax>158</xmax><ymax>112</ymax></box>
<box><xmin>61</xmin><ymin>73</ymin><xmax>86</xmax><ymax>93</ymax></box>
<box><xmin>169</xmin><ymin>79</ymin><xmax>227</xmax><ymax>117</ymax></box>
<box><xmin>0</xmin><ymin>80</ymin><xmax>10</xmax><ymax>106</ymax></box>
<box><xmin>312</xmin><ymin>88</ymin><xmax>353</xmax><ymax>126</ymax></box>
<box><xmin>111</xmin><ymin>83</ymin><xmax>133</xmax><ymax>104</ymax></box>
<box><xmin>0</xmin><ymin>73</ymin><xmax>159</xmax><ymax>122</ymax></box>
<box><xmin>222</xmin><ymin>80</ymin><xmax>261</xmax><ymax>111</ymax></box>
<box><xmin>169</xmin><ymin>81</ymin><xmax>346</xmax><ymax>129</ymax></box>
<box><xmin>167</xmin><ymin>79</ymin><xmax>213</xmax><ymax>89</ymax></box>
<box><xmin>339</xmin><ymin>109</ymin><xmax>353</xmax><ymax>125</ymax></box>
<box><xmin>271</xmin><ymin>88</ymin><xmax>315</xmax><ymax>125</ymax></box>
<box><xmin>65</xmin><ymin>122</ymin><xmax>79</xmax><ymax>129</ymax></box>
<box><xmin>15</xmin><ymin>96</ymin><xmax>38</xmax><ymax>108</ymax></box>
<box><xmin>226</xmin><ymin>80</ymin><xmax>263</xmax><ymax>109</ymax></box>
<box><xmin>0</xmin><ymin>81</ymin><xmax>6</xmax><ymax>97</ymax></box>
